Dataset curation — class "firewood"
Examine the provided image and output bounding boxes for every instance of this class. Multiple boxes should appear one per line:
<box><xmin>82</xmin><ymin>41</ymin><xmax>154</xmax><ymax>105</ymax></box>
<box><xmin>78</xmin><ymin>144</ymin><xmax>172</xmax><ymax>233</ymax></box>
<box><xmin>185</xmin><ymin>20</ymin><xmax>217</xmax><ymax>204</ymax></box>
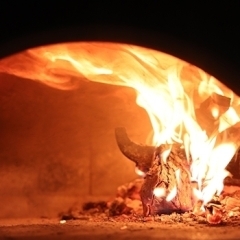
<box><xmin>140</xmin><ymin>144</ymin><xmax>193</xmax><ymax>216</ymax></box>
<box><xmin>115</xmin><ymin>121</ymin><xmax>240</xmax><ymax>178</ymax></box>
<box><xmin>115</xmin><ymin>127</ymin><xmax>155</xmax><ymax>172</ymax></box>
<box><xmin>115</xmin><ymin>125</ymin><xmax>240</xmax><ymax>223</ymax></box>
<box><xmin>224</xmin><ymin>177</ymin><xmax>240</xmax><ymax>186</ymax></box>
<box><xmin>226</xmin><ymin>150</ymin><xmax>240</xmax><ymax>178</ymax></box>
<box><xmin>214</xmin><ymin>122</ymin><xmax>240</xmax><ymax>178</ymax></box>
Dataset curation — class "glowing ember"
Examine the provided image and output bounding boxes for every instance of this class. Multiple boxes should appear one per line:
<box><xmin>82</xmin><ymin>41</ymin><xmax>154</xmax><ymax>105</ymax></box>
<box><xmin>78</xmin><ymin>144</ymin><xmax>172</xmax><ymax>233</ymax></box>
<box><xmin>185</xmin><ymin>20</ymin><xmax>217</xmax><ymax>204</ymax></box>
<box><xmin>0</xmin><ymin>42</ymin><xmax>240</xmax><ymax>216</ymax></box>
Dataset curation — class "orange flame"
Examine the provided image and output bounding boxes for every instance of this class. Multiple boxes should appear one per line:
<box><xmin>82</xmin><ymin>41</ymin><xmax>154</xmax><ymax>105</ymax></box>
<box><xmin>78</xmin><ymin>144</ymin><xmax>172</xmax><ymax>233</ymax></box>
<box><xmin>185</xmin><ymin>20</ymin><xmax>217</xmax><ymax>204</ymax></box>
<box><xmin>0</xmin><ymin>42</ymin><xmax>240</xmax><ymax>206</ymax></box>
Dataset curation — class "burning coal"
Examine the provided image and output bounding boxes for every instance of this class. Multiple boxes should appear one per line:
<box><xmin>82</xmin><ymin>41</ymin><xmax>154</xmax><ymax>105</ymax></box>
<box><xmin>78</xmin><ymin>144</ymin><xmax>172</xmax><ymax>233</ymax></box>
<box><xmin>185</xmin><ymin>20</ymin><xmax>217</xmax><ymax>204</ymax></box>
<box><xmin>0</xmin><ymin>42</ymin><xmax>240</xmax><ymax>223</ymax></box>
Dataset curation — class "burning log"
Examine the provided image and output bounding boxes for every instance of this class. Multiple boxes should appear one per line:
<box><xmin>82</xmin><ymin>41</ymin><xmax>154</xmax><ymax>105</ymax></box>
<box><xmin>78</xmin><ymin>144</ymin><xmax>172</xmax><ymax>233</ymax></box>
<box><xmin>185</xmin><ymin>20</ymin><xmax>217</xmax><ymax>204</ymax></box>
<box><xmin>115</xmin><ymin>124</ymin><xmax>240</xmax><ymax>225</ymax></box>
<box><xmin>115</xmin><ymin>127</ymin><xmax>197</xmax><ymax>216</ymax></box>
<box><xmin>140</xmin><ymin>144</ymin><xmax>193</xmax><ymax>216</ymax></box>
<box><xmin>226</xmin><ymin>150</ymin><xmax>240</xmax><ymax>179</ymax></box>
<box><xmin>224</xmin><ymin>177</ymin><xmax>240</xmax><ymax>187</ymax></box>
<box><xmin>221</xmin><ymin>191</ymin><xmax>240</xmax><ymax>212</ymax></box>
<box><xmin>115</xmin><ymin>127</ymin><xmax>194</xmax><ymax>215</ymax></box>
<box><xmin>115</xmin><ymin>127</ymin><xmax>155</xmax><ymax>172</ymax></box>
<box><xmin>226</xmin><ymin>122</ymin><xmax>240</xmax><ymax>174</ymax></box>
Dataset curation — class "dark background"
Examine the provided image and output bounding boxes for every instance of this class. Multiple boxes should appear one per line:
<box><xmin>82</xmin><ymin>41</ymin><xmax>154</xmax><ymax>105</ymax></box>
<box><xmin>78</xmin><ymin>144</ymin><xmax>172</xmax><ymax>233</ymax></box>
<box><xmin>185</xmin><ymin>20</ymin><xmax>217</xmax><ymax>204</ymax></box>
<box><xmin>0</xmin><ymin>1</ymin><xmax>240</xmax><ymax>91</ymax></box>
<box><xmin>0</xmin><ymin>2</ymin><xmax>239</xmax><ymax>55</ymax></box>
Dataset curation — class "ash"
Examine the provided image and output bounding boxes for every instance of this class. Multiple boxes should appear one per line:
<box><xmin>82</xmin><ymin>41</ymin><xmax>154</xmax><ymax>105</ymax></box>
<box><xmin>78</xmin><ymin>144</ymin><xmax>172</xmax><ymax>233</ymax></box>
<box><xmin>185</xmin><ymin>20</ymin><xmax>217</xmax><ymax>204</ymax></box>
<box><xmin>60</xmin><ymin>178</ymin><xmax>240</xmax><ymax>226</ymax></box>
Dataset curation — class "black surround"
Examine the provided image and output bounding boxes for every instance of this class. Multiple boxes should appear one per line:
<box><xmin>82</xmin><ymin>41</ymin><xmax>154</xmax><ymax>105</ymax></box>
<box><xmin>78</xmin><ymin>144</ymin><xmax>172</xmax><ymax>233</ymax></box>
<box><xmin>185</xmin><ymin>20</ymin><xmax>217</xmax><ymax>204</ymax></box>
<box><xmin>0</xmin><ymin>2</ymin><xmax>240</xmax><ymax>94</ymax></box>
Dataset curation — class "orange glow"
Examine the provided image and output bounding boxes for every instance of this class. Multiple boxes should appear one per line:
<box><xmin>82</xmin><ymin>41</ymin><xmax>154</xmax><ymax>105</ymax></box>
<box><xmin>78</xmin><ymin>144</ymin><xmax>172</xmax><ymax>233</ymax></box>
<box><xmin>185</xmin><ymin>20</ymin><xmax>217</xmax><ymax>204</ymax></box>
<box><xmin>153</xmin><ymin>187</ymin><xmax>166</xmax><ymax>198</ymax></box>
<box><xmin>135</xmin><ymin>167</ymin><xmax>146</xmax><ymax>177</ymax></box>
<box><xmin>166</xmin><ymin>186</ymin><xmax>177</xmax><ymax>202</ymax></box>
<box><xmin>160</xmin><ymin>146</ymin><xmax>172</xmax><ymax>164</ymax></box>
<box><xmin>0</xmin><ymin>42</ymin><xmax>240</xmax><ymax>208</ymax></box>
<box><xmin>175</xmin><ymin>169</ymin><xmax>181</xmax><ymax>186</ymax></box>
<box><xmin>211</xmin><ymin>107</ymin><xmax>219</xmax><ymax>119</ymax></box>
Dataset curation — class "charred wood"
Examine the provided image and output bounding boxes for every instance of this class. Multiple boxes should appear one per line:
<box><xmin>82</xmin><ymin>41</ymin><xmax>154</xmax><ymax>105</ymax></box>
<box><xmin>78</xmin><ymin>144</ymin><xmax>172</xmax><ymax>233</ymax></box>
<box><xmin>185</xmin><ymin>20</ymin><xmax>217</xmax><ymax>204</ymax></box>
<box><xmin>140</xmin><ymin>144</ymin><xmax>193</xmax><ymax>216</ymax></box>
<box><xmin>219</xmin><ymin>122</ymin><xmax>240</xmax><ymax>178</ymax></box>
<box><xmin>115</xmin><ymin>125</ymin><xmax>240</xmax><ymax>220</ymax></box>
<box><xmin>115</xmin><ymin>127</ymin><xmax>155</xmax><ymax>172</ymax></box>
<box><xmin>224</xmin><ymin>177</ymin><xmax>240</xmax><ymax>186</ymax></box>
<box><xmin>226</xmin><ymin>149</ymin><xmax>240</xmax><ymax>179</ymax></box>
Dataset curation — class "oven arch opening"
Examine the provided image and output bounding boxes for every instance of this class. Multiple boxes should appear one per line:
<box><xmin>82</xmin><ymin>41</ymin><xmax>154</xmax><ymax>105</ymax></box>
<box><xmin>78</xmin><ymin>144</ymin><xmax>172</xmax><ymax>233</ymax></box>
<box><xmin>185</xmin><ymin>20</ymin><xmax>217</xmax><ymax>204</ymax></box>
<box><xmin>2</xmin><ymin>39</ymin><xmax>240</xmax><ymax>221</ymax></box>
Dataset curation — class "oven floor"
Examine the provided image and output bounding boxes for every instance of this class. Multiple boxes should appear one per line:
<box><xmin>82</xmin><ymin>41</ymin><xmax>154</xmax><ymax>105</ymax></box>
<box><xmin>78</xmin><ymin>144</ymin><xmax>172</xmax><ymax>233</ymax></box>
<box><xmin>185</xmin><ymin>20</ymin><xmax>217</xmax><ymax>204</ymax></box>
<box><xmin>0</xmin><ymin>218</ymin><xmax>239</xmax><ymax>240</ymax></box>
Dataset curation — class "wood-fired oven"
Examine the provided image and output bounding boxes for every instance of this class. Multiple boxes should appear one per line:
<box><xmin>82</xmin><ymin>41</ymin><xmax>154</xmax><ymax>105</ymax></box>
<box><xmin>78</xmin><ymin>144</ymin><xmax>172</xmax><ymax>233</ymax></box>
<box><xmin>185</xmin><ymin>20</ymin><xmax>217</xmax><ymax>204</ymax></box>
<box><xmin>0</xmin><ymin>2</ymin><xmax>240</xmax><ymax>240</ymax></box>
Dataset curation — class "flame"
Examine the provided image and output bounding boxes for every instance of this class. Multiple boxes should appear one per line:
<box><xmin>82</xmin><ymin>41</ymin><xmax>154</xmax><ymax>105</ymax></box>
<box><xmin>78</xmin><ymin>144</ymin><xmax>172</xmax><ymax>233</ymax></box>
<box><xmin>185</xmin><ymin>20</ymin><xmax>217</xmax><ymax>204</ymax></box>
<box><xmin>160</xmin><ymin>146</ymin><xmax>172</xmax><ymax>164</ymax></box>
<box><xmin>211</xmin><ymin>107</ymin><xmax>219</xmax><ymax>119</ymax></box>
<box><xmin>193</xmin><ymin>188</ymin><xmax>203</xmax><ymax>201</ymax></box>
<box><xmin>0</xmin><ymin>42</ymin><xmax>240</xmax><ymax>207</ymax></box>
<box><xmin>153</xmin><ymin>187</ymin><xmax>166</xmax><ymax>198</ymax></box>
<box><xmin>135</xmin><ymin>167</ymin><xmax>146</xmax><ymax>177</ymax></box>
<box><xmin>166</xmin><ymin>186</ymin><xmax>177</xmax><ymax>202</ymax></box>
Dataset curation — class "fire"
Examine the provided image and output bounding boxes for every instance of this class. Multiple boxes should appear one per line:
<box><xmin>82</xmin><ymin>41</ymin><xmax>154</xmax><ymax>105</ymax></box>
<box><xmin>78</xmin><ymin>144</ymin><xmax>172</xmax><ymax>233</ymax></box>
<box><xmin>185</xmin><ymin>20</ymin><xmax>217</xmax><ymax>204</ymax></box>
<box><xmin>153</xmin><ymin>187</ymin><xmax>166</xmax><ymax>198</ymax></box>
<box><xmin>0</xmin><ymin>42</ymin><xmax>240</xmax><ymax>209</ymax></box>
<box><xmin>160</xmin><ymin>147</ymin><xmax>172</xmax><ymax>164</ymax></box>
<box><xmin>135</xmin><ymin>167</ymin><xmax>146</xmax><ymax>177</ymax></box>
<box><xmin>166</xmin><ymin>186</ymin><xmax>177</xmax><ymax>202</ymax></box>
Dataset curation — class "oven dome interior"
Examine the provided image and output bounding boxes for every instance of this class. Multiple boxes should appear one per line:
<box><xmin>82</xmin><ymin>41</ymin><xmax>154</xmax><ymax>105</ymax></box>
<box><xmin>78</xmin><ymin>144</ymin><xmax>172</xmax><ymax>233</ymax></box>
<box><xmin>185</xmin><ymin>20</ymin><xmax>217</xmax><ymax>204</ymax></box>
<box><xmin>0</xmin><ymin>41</ymin><xmax>239</xmax><ymax>219</ymax></box>
<box><xmin>0</xmin><ymin>72</ymin><xmax>152</xmax><ymax>218</ymax></box>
